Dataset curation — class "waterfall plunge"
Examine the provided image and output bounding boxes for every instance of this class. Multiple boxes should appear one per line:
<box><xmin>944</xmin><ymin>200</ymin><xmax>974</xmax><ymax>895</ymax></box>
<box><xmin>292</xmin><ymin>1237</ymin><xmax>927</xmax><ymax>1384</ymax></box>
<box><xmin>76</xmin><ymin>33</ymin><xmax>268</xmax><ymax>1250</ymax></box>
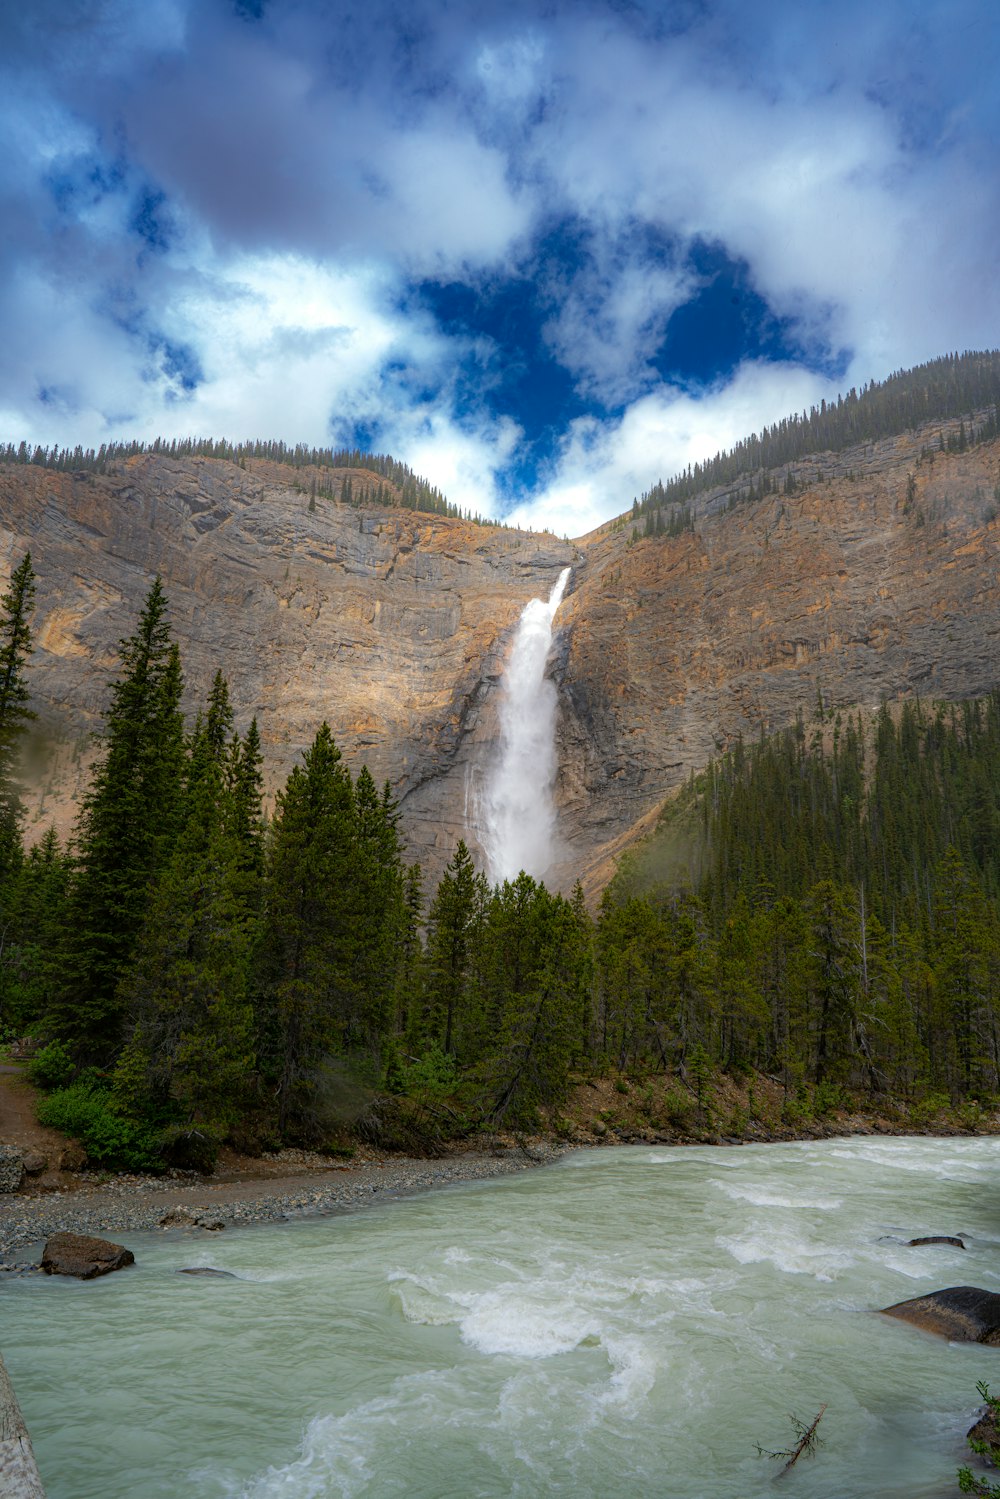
<box><xmin>480</xmin><ymin>567</ymin><xmax>571</xmax><ymax>884</ymax></box>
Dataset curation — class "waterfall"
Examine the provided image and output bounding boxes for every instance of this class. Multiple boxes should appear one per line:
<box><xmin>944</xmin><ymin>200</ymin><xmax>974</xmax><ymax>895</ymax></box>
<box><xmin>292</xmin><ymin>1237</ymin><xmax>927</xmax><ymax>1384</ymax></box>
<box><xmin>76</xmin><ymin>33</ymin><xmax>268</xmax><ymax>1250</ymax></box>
<box><xmin>480</xmin><ymin>567</ymin><xmax>571</xmax><ymax>884</ymax></box>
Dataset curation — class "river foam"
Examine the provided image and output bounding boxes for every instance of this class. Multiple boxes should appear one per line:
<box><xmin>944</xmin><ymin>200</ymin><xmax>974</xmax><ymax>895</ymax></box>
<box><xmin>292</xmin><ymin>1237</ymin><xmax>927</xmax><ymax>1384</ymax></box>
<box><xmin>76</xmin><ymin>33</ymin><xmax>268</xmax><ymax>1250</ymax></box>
<box><xmin>5</xmin><ymin>1137</ymin><xmax>1000</xmax><ymax>1498</ymax></box>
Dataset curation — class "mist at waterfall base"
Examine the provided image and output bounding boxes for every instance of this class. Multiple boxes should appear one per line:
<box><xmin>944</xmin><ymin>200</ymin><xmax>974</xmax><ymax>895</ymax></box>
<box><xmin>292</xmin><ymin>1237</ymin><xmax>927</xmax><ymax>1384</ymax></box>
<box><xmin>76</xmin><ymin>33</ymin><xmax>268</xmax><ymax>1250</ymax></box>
<box><xmin>6</xmin><ymin>1138</ymin><xmax>1000</xmax><ymax>1499</ymax></box>
<box><xmin>479</xmin><ymin>567</ymin><xmax>571</xmax><ymax>885</ymax></box>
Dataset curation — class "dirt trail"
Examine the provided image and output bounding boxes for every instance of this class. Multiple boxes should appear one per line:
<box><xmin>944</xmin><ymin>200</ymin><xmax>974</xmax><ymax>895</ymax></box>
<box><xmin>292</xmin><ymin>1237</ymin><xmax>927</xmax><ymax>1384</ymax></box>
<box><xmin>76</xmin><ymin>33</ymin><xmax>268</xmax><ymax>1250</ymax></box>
<box><xmin>0</xmin><ymin>1064</ymin><xmax>68</xmax><ymax>1161</ymax></box>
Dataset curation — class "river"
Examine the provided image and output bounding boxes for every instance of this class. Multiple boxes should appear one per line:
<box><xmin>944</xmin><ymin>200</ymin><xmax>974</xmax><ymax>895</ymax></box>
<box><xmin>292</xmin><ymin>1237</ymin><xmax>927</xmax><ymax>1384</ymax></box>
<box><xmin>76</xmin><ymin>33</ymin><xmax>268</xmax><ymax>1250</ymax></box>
<box><xmin>3</xmin><ymin>1137</ymin><xmax>999</xmax><ymax>1497</ymax></box>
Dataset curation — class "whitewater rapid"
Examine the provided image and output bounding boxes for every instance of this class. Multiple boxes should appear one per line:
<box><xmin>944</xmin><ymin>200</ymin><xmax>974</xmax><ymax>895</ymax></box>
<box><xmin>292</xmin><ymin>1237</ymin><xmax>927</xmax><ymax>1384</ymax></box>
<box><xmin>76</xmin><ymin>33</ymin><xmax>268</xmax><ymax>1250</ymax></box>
<box><xmin>479</xmin><ymin>566</ymin><xmax>571</xmax><ymax>884</ymax></box>
<box><xmin>5</xmin><ymin>1137</ymin><xmax>1000</xmax><ymax>1497</ymax></box>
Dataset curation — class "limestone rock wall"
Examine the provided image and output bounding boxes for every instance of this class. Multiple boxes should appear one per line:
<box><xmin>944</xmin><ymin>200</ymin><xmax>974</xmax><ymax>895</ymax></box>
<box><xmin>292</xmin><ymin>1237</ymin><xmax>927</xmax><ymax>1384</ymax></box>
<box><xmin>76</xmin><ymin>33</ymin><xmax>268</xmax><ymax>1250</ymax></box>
<box><xmin>6</xmin><ymin>421</ymin><xmax>1000</xmax><ymax>894</ymax></box>
<box><xmin>2</xmin><ymin>454</ymin><xmax>576</xmax><ymax>883</ymax></box>
<box><xmin>552</xmin><ymin>426</ymin><xmax>1000</xmax><ymax>887</ymax></box>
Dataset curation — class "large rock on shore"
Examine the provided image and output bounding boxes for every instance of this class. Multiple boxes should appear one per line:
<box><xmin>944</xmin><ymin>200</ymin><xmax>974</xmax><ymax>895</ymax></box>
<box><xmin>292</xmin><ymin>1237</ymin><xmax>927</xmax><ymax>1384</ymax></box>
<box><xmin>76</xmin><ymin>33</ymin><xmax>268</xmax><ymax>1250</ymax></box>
<box><xmin>41</xmin><ymin>1231</ymin><xmax>134</xmax><ymax>1279</ymax></box>
<box><xmin>879</xmin><ymin>1286</ymin><xmax>1000</xmax><ymax>1343</ymax></box>
<box><xmin>0</xmin><ymin>1148</ymin><xmax>24</xmax><ymax>1194</ymax></box>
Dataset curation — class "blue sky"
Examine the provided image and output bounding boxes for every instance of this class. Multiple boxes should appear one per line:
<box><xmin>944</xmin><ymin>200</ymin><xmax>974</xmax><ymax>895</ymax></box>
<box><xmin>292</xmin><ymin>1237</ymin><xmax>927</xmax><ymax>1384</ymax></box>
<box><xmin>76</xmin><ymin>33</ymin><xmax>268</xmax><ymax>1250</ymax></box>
<box><xmin>2</xmin><ymin>0</ymin><xmax>999</xmax><ymax>534</ymax></box>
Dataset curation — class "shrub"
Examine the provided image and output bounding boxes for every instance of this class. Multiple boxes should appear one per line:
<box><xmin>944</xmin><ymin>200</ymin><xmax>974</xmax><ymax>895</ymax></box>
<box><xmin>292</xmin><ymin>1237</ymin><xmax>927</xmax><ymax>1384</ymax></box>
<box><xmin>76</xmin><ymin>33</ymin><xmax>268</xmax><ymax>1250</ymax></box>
<box><xmin>813</xmin><ymin>1081</ymin><xmax>844</xmax><ymax>1117</ymax></box>
<box><xmin>402</xmin><ymin>1046</ymin><xmax>459</xmax><ymax>1102</ymax></box>
<box><xmin>910</xmin><ymin>1091</ymin><xmax>950</xmax><ymax>1127</ymax></box>
<box><xmin>36</xmin><ymin>1084</ymin><xmax>163</xmax><ymax>1172</ymax></box>
<box><xmin>662</xmin><ymin>1087</ymin><xmax>695</xmax><ymax>1129</ymax></box>
<box><xmin>157</xmin><ymin>1123</ymin><xmax>221</xmax><ymax>1174</ymax></box>
<box><xmin>28</xmin><ymin>1041</ymin><xmax>75</xmax><ymax>1092</ymax></box>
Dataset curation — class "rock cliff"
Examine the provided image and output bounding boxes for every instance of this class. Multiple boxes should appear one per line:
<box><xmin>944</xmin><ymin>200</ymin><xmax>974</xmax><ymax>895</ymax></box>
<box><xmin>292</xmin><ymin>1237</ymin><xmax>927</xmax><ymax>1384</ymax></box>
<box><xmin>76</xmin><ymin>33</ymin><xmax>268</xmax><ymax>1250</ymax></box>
<box><xmin>1</xmin><ymin>454</ymin><xmax>576</xmax><ymax>883</ymax></box>
<box><xmin>5</xmin><ymin>416</ymin><xmax>1000</xmax><ymax>893</ymax></box>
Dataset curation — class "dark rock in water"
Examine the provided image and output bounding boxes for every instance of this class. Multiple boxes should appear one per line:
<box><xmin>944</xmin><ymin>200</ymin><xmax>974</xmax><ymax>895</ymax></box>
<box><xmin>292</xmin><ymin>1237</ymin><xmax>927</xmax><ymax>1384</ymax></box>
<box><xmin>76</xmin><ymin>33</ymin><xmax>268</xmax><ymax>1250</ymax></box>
<box><xmin>41</xmin><ymin>1231</ymin><xmax>135</xmax><ymax>1279</ymax></box>
<box><xmin>879</xmin><ymin>1286</ymin><xmax>1000</xmax><ymax>1343</ymax></box>
<box><xmin>178</xmin><ymin>1267</ymin><xmax>237</xmax><ymax>1278</ymax></box>
<box><xmin>907</xmin><ymin>1235</ymin><xmax>966</xmax><ymax>1248</ymax></box>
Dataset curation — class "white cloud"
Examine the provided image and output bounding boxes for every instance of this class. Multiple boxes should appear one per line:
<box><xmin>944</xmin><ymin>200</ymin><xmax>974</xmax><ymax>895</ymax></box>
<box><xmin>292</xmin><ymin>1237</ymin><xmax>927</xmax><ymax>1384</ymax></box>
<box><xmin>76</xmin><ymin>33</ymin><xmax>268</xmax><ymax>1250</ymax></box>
<box><xmin>508</xmin><ymin>361</ymin><xmax>836</xmax><ymax>537</ymax></box>
<box><xmin>2</xmin><ymin>0</ymin><xmax>1000</xmax><ymax>540</ymax></box>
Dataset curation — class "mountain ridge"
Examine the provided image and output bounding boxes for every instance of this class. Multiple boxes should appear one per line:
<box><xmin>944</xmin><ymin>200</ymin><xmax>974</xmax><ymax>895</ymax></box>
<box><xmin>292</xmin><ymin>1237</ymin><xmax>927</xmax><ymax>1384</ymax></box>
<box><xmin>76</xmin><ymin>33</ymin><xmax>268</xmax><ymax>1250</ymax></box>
<box><xmin>6</xmin><ymin>359</ymin><xmax>1000</xmax><ymax>892</ymax></box>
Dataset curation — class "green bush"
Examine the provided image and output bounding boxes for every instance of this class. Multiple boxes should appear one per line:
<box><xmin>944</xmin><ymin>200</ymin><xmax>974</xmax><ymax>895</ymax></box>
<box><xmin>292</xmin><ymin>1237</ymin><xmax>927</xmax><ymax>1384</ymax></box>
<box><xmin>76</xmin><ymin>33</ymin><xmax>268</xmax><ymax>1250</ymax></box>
<box><xmin>28</xmin><ymin>1041</ymin><xmax>75</xmax><ymax>1091</ymax></box>
<box><xmin>402</xmin><ymin>1046</ymin><xmax>458</xmax><ymax>1102</ymax></box>
<box><xmin>813</xmin><ymin>1081</ymin><xmax>844</xmax><ymax>1117</ymax></box>
<box><xmin>910</xmin><ymin>1091</ymin><xmax>950</xmax><ymax>1127</ymax></box>
<box><xmin>662</xmin><ymin>1087</ymin><xmax>695</xmax><ymax>1129</ymax></box>
<box><xmin>36</xmin><ymin>1084</ymin><xmax>163</xmax><ymax>1172</ymax></box>
<box><xmin>157</xmin><ymin>1123</ymin><xmax>220</xmax><ymax>1174</ymax></box>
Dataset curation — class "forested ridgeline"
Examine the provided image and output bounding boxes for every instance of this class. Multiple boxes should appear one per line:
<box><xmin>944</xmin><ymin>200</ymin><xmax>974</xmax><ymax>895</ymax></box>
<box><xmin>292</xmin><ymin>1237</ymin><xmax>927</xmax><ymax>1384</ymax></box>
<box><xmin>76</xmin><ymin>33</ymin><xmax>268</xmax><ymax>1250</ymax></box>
<box><xmin>631</xmin><ymin>348</ymin><xmax>1000</xmax><ymax>521</ymax></box>
<box><xmin>2</xmin><ymin>559</ymin><xmax>998</xmax><ymax>1173</ymax></box>
<box><xmin>609</xmin><ymin>697</ymin><xmax>1000</xmax><ymax>1107</ymax></box>
<box><xmin>0</xmin><ymin>435</ymin><xmax>504</xmax><ymax>525</ymax></box>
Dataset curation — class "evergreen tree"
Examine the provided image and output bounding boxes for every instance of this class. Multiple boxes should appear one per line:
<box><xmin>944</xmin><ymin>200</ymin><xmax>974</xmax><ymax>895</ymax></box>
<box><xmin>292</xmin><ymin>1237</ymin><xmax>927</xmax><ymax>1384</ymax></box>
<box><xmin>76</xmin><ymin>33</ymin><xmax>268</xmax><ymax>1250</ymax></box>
<box><xmin>0</xmin><ymin>826</ymin><xmax>69</xmax><ymax>1035</ymax></box>
<box><xmin>254</xmin><ymin>722</ymin><xmax>358</xmax><ymax>1135</ymax></box>
<box><xmin>424</xmin><ymin>840</ymin><xmax>482</xmax><ymax>1057</ymax></box>
<box><xmin>49</xmin><ymin>577</ymin><xmax>186</xmax><ymax>1059</ymax></box>
<box><xmin>0</xmin><ymin>553</ymin><xmax>37</xmax><ymax>874</ymax></box>
<box><xmin>114</xmin><ymin>676</ymin><xmax>255</xmax><ymax>1158</ymax></box>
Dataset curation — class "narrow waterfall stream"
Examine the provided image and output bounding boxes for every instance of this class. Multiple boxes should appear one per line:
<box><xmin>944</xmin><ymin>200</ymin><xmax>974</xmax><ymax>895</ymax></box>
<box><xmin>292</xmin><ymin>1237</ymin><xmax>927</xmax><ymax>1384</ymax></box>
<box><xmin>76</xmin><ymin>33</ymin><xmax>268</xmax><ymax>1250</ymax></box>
<box><xmin>3</xmin><ymin>1137</ymin><xmax>999</xmax><ymax>1499</ymax></box>
<box><xmin>480</xmin><ymin>566</ymin><xmax>571</xmax><ymax>884</ymax></box>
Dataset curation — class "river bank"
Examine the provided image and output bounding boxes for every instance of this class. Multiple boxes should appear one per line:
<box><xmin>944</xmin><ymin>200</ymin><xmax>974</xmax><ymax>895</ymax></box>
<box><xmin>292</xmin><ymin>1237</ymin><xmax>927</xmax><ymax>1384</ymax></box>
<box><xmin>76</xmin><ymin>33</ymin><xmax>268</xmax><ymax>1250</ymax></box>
<box><xmin>0</xmin><ymin>1142</ymin><xmax>571</xmax><ymax>1262</ymax></box>
<box><xmin>3</xmin><ymin>1055</ymin><xmax>998</xmax><ymax>1266</ymax></box>
<box><xmin>3</xmin><ymin>1110</ymin><xmax>995</xmax><ymax>1265</ymax></box>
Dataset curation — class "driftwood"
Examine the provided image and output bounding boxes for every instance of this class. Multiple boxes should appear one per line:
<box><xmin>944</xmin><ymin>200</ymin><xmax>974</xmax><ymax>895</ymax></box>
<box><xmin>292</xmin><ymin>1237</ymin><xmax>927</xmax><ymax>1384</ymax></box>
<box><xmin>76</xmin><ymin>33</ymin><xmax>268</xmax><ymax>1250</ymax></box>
<box><xmin>756</xmin><ymin>1404</ymin><xmax>827</xmax><ymax>1480</ymax></box>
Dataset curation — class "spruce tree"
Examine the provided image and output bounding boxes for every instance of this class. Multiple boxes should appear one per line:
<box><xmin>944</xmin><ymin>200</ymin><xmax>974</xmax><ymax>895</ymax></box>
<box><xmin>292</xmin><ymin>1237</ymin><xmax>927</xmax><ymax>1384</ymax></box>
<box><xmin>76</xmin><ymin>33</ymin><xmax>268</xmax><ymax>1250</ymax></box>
<box><xmin>0</xmin><ymin>553</ymin><xmax>37</xmax><ymax>874</ymax></box>
<box><xmin>50</xmin><ymin>577</ymin><xmax>186</xmax><ymax>1059</ymax></box>
<box><xmin>255</xmin><ymin>722</ymin><xmax>358</xmax><ymax>1135</ymax></box>
<box><xmin>425</xmin><ymin>840</ymin><xmax>481</xmax><ymax>1056</ymax></box>
<box><xmin>114</xmin><ymin>674</ymin><xmax>255</xmax><ymax>1158</ymax></box>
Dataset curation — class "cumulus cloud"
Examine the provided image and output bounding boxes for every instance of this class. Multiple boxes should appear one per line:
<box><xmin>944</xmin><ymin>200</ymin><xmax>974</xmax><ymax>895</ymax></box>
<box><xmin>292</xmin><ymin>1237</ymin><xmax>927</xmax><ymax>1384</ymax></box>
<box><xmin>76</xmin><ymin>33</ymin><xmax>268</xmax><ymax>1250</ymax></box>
<box><xmin>1</xmin><ymin>0</ymin><xmax>998</xmax><ymax>535</ymax></box>
<box><xmin>506</xmin><ymin>361</ymin><xmax>837</xmax><ymax>537</ymax></box>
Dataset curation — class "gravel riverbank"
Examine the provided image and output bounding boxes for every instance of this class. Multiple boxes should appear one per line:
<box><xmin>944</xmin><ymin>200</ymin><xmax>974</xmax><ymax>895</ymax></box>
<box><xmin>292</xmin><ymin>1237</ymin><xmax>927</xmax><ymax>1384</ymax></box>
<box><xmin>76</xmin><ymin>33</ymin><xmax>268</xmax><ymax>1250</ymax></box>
<box><xmin>0</xmin><ymin>1143</ymin><xmax>570</xmax><ymax>1263</ymax></box>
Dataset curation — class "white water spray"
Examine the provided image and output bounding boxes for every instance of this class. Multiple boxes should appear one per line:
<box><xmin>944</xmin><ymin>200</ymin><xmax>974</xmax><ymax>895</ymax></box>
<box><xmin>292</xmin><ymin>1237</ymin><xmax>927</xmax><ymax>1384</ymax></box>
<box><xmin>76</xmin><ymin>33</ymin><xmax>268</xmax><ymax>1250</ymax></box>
<box><xmin>480</xmin><ymin>567</ymin><xmax>571</xmax><ymax>884</ymax></box>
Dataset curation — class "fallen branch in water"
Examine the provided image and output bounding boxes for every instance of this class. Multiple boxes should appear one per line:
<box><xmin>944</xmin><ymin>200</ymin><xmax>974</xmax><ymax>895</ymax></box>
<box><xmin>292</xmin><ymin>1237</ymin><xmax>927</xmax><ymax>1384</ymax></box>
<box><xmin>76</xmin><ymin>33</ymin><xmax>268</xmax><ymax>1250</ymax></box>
<box><xmin>756</xmin><ymin>1404</ymin><xmax>827</xmax><ymax>1479</ymax></box>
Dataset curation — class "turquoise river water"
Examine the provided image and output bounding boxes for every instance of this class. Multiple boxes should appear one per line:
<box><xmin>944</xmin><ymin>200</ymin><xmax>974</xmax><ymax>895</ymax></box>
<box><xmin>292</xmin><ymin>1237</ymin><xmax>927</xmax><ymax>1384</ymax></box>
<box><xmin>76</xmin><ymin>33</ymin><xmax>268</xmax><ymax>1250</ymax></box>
<box><xmin>3</xmin><ymin>1137</ymin><xmax>1000</xmax><ymax>1498</ymax></box>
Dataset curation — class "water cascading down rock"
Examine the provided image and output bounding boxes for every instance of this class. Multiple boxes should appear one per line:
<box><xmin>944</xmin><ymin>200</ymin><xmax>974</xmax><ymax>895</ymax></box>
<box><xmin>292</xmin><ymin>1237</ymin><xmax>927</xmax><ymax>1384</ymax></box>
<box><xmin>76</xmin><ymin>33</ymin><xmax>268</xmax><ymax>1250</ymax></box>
<box><xmin>480</xmin><ymin>568</ymin><xmax>571</xmax><ymax>884</ymax></box>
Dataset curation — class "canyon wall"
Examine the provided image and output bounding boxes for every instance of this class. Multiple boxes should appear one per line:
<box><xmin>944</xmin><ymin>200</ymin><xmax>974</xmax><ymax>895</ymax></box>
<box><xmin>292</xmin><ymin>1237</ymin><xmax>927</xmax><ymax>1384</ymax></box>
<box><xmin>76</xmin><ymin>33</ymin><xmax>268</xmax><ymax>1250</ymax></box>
<box><xmin>4</xmin><ymin>419</ymin><xmax>1000</xmax><ymax>892</ymax></box>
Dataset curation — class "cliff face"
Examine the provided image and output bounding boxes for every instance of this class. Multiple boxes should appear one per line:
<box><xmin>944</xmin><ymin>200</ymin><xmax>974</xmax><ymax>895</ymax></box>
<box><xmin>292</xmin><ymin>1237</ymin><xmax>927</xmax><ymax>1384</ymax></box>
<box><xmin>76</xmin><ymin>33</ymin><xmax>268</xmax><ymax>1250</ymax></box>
<box><xmin>553</xmin><ymin>423</ymin><xmax>1000</xmax><ymax>889</ymax></box>
<box><xmin>5</xmin><ymin>419</ymin><xmax>1000</xmax><ymax>893</ymax></box>
<box><xmin>2</xmin><ymin>454</ymin><xmax>576</xmax><ymax>881</ymax></box>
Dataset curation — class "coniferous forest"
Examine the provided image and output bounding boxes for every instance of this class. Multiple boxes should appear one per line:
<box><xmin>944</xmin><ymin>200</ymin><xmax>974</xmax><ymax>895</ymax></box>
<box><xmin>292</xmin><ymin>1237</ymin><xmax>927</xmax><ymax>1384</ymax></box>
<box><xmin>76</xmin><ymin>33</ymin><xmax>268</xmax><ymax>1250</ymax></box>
<box><xmin>4</xmin><ymin>558</ymin><xmax>1000</xmax><ymax>1172</ymax></box>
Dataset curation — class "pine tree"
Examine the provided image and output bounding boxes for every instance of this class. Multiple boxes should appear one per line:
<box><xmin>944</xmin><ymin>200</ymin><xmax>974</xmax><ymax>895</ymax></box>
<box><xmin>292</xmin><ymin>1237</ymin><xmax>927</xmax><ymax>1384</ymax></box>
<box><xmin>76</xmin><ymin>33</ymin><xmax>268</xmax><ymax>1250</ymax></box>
<box><xmin>0</xmin><ymin>553</ymin><xmax>37</xmax><ymax>874</ymax></box>
<box><xmin>50</xmin><ymin>577</ymin><xmax>186</xmax><ymax>1059</ymax></box>
<box><xmin>424</xmin><ymin>840</ymin><xmax>482</xmax><ymax>1057</ymax></box>
<box><xmin>0</xmin><ymin>826</ymin><xmax>69</xmax><ymax>1035</ymax></box>
<box><xmin>254</xmin><ymin>722</ymin><xmax>358</xmax><ymax>1135</ymax></box>
<box><xmin>114</xmin><ymin>675</ymin><xmax>255</xmax><ymax>1159</ymax></box>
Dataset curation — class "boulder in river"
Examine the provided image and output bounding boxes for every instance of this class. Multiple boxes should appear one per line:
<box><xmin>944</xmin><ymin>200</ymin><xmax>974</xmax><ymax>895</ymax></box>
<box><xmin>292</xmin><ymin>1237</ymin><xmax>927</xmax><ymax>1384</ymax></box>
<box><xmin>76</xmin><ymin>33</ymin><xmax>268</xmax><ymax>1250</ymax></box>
<box><xmin>879</xmin><ymin>1286</ymin><xmax>1000</xmax><ymax>1343</ymax></box>
<box><xmin>41</xmin><ymin>1232</ymin><xmax>135</xmax><ymax>1279</ymax></box>
<box><xmin>907</xmin><ymin>1235</ymin><xmax>965</xmax><ymax>1248</ymax></box>
<box><xmin>178</xmin><ymin>1267</ymin><xmax>237</xmax><ymax>1278</ymax></box>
